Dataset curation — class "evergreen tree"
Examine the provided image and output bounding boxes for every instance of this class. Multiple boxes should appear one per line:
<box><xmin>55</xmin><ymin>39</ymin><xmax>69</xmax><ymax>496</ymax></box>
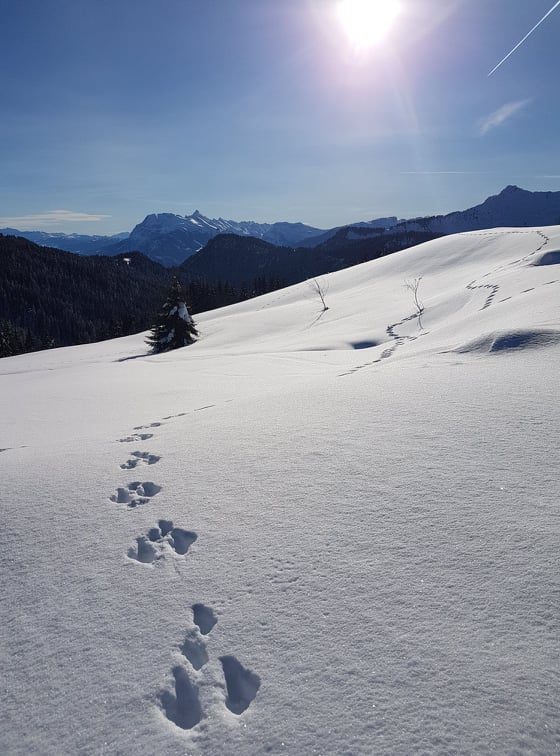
<box><xmin>146</xmin><ymin>278</ymin><xmax>198</xmax><ymax>353</ymax></box>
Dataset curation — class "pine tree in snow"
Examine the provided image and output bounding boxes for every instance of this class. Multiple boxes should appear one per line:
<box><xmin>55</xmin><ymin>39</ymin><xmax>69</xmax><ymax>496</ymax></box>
<box><xmin>147</xmin><ymin>278</ymin><xmax>198</xmax><ymax>353</ymax></box>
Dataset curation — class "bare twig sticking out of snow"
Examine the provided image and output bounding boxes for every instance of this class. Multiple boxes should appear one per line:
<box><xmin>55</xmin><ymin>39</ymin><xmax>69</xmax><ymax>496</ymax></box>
<box><xmin>309</xmin><ymin>277</ymin><xmax>329</xmax><ymax>312</ymax></box>
<box><xmin>404</xmin><ymin>276</ymin><xmax>424</xmax><ymax>329</ymax></box>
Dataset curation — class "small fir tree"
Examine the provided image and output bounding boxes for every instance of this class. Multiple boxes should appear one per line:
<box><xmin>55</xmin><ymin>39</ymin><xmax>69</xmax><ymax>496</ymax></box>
<box><xmin>147</xmin><ymin>278</ymin><xmax>198</xmax><ymax>353</ymax></box>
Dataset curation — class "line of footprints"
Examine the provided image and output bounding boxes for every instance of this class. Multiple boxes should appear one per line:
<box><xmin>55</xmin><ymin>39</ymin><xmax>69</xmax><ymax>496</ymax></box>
<box><xmin>112</xmin><ymin>416</ymin><xmax>260</xmax><ymax>731</ymax></box>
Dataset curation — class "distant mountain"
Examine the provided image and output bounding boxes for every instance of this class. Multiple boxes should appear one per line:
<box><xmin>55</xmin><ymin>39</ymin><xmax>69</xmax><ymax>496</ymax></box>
<box><xmin>104</xmin><ymin>210</ymin><xmax>323</xmax><ymax>266</ymax></box>
<box><xmin>0</xmin><ymin>229</ymin><xmax>129</xmax><ymax>254</ymax></box>
<box><xmin>393</xmin><ymin>186</ymin><xmax>560</xmax><ymax>234</ymax></box>
<box><xmin>262</xmin><ymin>221</ymin><xmax>324</xmax><ymax>247</ymax></box>
<box><xmin>299</xmin><ymin>217</ymin><xmax>401</xmax><ymax>248</ymax></box>
<box><xmin>180</xmin><ymin>229</ymin><xmax>440</xmax><ymax>288</ymax></box>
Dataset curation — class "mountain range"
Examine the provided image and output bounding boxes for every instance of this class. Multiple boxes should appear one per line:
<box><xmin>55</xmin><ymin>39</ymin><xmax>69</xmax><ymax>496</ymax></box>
<box><xmin>102</xmin><ymin>211</ymin><xmax>327</xmax><ymax>266</ymax></box>
<box><xmin>3</xmin><ymin>186</ymin><xmax>560</xmax><ymax>267</ymax></box>
<box><xmin>0</xmin><ymin>229</ymin><xmax>129</xmax><ymax>254</ymax></box>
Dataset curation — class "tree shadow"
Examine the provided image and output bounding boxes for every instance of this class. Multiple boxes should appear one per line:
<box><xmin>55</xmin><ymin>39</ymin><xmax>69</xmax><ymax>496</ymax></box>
<box><xmin>115</xmin><ymin>353</ymin><xmax>151</xmax><ymax>363</ymax></box>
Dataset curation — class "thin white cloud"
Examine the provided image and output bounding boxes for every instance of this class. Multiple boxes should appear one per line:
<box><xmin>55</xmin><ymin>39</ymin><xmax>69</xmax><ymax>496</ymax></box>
<box><xmin>478</xmin><ymin>100</ymin><xmax>531</xmax><ymax>136</ymax></box>
<box><xmin>0</xmin><ymin>210</ymin><xmax>111</xmax><ymax>229</ymax></box>
<box><xmin>400</xmin><ymin>171</ymin><xmax>485</xmax><ymax>175</ymax></box>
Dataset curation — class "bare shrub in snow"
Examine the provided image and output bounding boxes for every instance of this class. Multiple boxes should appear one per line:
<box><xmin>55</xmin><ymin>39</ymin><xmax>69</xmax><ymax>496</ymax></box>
<box><xmin>404</xmin><ymin>276</ymin><xmax>424</xmax><ymax>328</ymax></box>
<box><xmin>309</xmin><ymin>277</ymin><xmax>329</xmax><ymax>312</ymax></box>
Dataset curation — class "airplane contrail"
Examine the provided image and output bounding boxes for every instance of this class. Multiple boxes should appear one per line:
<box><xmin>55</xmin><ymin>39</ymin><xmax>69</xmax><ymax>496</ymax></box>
<box><xmin>488</xmin><ymin>0</ymin><xmax>560</xmax><ymax>76</ymax></box>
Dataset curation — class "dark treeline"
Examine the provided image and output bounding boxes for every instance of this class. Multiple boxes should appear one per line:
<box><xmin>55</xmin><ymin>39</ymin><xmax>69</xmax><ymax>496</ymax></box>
<box><xmin>0</xmin><ymin>236</ymin><xmax>284</xmax><ymax>358</ymax></box>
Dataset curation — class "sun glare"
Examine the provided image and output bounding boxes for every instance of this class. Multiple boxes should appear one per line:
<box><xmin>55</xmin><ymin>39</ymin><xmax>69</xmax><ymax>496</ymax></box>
<box><xmin>336</xmin><ymin>0</ymin><xmax>401</xmax><ymax>51</ymax></box>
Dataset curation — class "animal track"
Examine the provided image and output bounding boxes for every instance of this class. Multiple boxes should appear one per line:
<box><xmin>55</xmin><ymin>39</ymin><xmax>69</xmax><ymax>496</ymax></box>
<box><xmin>220</xmin><ymin>656</ymin><xmax>261</xmax><ymax>715</ymax></box>
<box><xmin>269</xmin><ymin>556</ymin><xmax>301</xmax><ymax>590</ymax></box>
<box><xmin>120</xmin><ymin>405</ymin><xmax>262</xmax><ymax>729</ymax></box>
<box><xmin>466</xmin><ymin>279</ymin><xmax>499</xmax><ymax>310</ymax></box>
<box><xmin>110</xmin><ymin>481</ymin><xmax>161</xmax><ymax>508</ymax></box>
<box><xmin>158</xmin><ymin>608</ymin><xmax>218</xmax><ymax>727</ymax></box>
<box><xmin>181</xmin><ymin>629</ymin><xmax>209</xmax><ymax>670</ymax></box>
<box><xmin>127</xmin><ymin>536</ymin><xmax>159</xmax><ymax>564</ymax></box>
<box><xmin>156</xmin><ymin>604</ymin><xmax>260</xmax><ymax>724</ymax></box>
<box><xmin>114</xmin><ymin>417</ymin><xmax>261</xmax><ymax>731</ymax></box>
<box><xmin>128</xmin><ymin>520</ymin><xmax>198</xmax><ymax>563</ymax></box>
<box><xmin>169</xmin><ymin>528</ymin><xmax>198</xmax><ymax>555</ymax></box>
<box><xmin>120</xmin><ymin>451</ymin><xmax>161</xmax><ymax>469</ymax></box>
<box><xmin>192</xmin><ymin>604</ymin><xmax>218</xmax><ymax>635</ymax></box>
<box><xmin>119</xmin><ymin>433</ymin><xmax>153</xmax><ymax>443</ymax></box>
<box><xmin>340</xmin><ymin>310</ymin><xmax>427</xmax><ymax>377</ymax></box>
<box><xmin>159</xmin><ymin>666</ymin><xmax>203</xmax><ymax>731</ymax></box>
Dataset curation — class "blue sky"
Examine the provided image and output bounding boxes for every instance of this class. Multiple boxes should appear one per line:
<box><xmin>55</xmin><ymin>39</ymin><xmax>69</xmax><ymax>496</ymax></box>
<box><xmin>1</xmin><ymin>0</ymin><xmax>559</xmax><ymax>233</ymax></box>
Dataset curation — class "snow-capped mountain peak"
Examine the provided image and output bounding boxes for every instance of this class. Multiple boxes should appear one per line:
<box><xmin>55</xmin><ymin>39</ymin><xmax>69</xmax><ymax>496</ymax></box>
<box><xmin>119</xmin><ymin>211</ymin><xmax>322</xmax><ymax>266</ymax></box>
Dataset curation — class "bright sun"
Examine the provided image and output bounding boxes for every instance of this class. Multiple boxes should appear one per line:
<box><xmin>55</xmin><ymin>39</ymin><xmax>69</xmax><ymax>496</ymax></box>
<box><xmin>336</xmin><ymin>0</ymin><xmax>401</xmax><ymax>50</ymax></box>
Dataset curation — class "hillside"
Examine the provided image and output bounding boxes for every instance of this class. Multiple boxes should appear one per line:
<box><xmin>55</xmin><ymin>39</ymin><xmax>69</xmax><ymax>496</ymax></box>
<box><xmin>0</xmin><ymin>236</ymin><xmax>240</xmax><ymax>355</ymax></box>
<box><xmin>180</xmin><ymin>229</ymin><xmax>440</xmax><ymax>286</ymax></box>
<box><xmin>0</xmin><ymin>235</ymin><xmax>171</xmax><ymax>353</ymax></box>
<box><xmin>1</xmin><ymin>226</ymin><xmax>559</xmax><ymax>754</ymax></box>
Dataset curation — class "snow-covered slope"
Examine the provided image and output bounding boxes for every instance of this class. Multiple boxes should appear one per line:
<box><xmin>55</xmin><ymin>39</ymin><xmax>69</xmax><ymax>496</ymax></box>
<box><xmin>1</xmin><ymin>227</ymin><xmax>559</xmax><ymax>755</ymax></box>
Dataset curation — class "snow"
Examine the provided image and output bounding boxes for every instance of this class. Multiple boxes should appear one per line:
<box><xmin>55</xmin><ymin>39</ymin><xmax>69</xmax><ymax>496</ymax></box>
<box><xmin>1</xmin><ymin>227</ymin><xmax>559</xmax><ymax>754</ymax></box>
<box><xmin>169</xmin><ymin>302</ymin><xmax>193</xmax><ymax>323</ymax></box>
<box><xmin>177</xmin><ymin>302</ymin><xmax>192</xmax><ymax>323</ymax></box>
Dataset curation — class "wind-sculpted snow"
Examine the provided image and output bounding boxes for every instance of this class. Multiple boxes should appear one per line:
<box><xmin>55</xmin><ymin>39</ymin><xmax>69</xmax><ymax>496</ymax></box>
<box><xmin>533</xmin><ymin>249</ymin><xmax>560</xmax><ymax>266</ymax></box>
<box><xmin>1</xmin><ymin>225</ymin><xmax>559</xmax><ymax>755</ymax></box>
<box><xmin>455</xmin><ymin>328</ymin><xmax>560</xmax><ymax>354</ymax></box>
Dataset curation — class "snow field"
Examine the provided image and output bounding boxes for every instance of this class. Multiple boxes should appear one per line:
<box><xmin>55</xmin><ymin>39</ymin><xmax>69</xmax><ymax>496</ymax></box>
<box><xmin>1</xmin><ymin>226</ymin><xmax>559</xmax><ymax>754</ymax></box>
